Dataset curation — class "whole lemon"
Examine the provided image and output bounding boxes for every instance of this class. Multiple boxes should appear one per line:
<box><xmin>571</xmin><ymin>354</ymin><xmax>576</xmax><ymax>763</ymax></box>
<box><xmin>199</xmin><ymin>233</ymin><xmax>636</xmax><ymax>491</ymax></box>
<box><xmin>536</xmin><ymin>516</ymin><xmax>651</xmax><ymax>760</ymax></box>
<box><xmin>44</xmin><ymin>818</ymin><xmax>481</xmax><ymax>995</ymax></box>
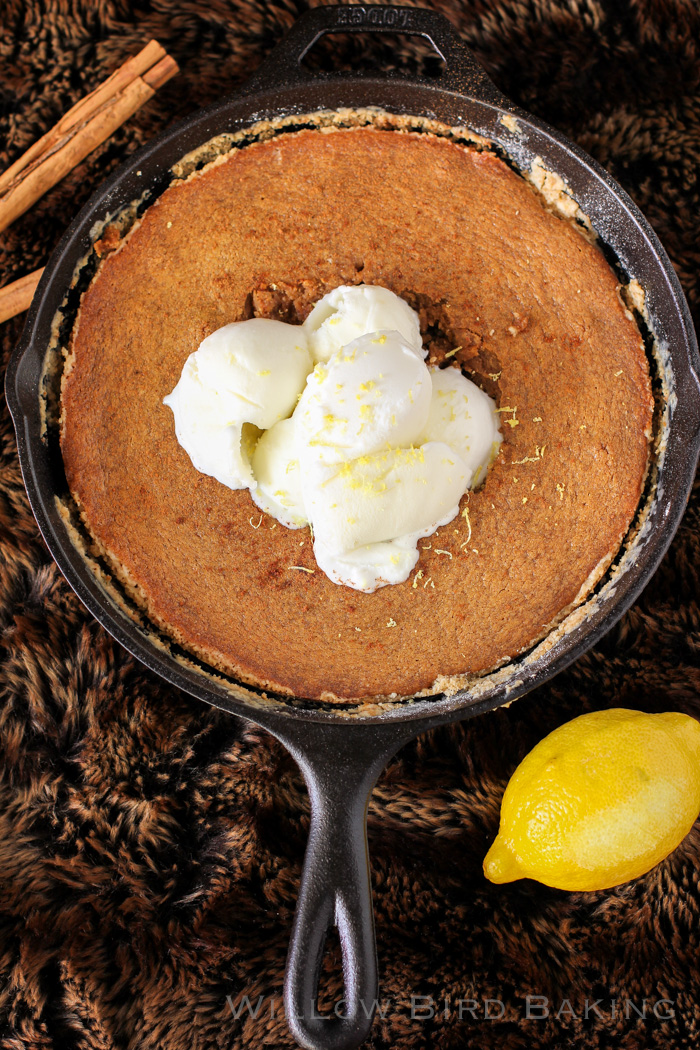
<box><xmin>483</xmin><ymin>708</ymin><xmax>700</xmax><ymax>891</ymax></box>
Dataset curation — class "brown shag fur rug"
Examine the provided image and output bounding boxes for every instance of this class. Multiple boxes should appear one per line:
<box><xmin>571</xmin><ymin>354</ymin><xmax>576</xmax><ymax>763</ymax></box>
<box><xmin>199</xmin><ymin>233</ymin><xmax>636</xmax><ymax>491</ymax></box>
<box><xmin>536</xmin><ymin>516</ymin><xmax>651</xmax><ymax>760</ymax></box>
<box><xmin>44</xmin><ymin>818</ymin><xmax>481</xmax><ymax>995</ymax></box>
<box><xmin>2</xmin><ymin>1</ymin><xmax>700</xmax><ymax>1047</ymax></box>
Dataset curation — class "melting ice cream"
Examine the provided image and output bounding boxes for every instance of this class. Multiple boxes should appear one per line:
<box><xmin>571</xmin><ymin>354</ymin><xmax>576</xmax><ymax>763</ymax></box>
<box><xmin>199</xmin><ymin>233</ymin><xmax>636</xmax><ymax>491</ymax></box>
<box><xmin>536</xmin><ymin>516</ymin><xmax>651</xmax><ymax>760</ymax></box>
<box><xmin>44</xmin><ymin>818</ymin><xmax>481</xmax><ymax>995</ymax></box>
<box><xmin>164</xmin><ymin>286</ymin><xmax>501</xmax><ymax>592</ymax></box>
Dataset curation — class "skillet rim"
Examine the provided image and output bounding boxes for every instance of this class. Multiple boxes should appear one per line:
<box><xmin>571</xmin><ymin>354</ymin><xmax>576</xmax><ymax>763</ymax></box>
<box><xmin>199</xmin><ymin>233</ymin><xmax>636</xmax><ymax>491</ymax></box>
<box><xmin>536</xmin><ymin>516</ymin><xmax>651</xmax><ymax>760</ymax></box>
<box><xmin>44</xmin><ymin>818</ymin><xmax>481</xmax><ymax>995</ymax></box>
<box><xmin>6</xmin><ymin>70</ymin><xmax>700</xmax><ymax>730</ymax></box>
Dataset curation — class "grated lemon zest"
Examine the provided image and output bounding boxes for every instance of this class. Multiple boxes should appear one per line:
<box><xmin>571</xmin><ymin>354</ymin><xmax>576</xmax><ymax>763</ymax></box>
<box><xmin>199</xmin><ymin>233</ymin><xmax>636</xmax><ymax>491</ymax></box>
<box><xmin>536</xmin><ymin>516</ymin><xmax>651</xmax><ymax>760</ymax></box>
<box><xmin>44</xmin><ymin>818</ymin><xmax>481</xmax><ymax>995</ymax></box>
<box><xmin>462</xmin><ymin>506</ymin><xmax>472</xmax><ymax>544</ymax></box>
<box><xmin>513</xmin><ymin>444</ymin><xmax>546</xmax><ymax>465</ymax></box>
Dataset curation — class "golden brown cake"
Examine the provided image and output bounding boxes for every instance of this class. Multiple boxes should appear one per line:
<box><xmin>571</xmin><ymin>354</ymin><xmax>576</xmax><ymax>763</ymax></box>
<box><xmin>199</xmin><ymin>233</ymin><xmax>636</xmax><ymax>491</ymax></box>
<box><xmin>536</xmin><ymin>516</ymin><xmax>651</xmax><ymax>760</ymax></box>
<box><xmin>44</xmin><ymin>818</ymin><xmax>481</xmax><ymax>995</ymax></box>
<box><xmin>60</xmin><ymin>123</ymin><xmax>654</xmax><ymax>702</ymax></box>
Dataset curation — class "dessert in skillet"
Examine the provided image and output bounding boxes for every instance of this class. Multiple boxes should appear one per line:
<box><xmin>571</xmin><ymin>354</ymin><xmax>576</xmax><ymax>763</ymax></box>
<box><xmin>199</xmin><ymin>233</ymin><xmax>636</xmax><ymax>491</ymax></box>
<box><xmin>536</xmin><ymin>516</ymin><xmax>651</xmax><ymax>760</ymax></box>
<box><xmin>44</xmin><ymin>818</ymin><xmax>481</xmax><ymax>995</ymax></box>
<box><xmin>60</xmin><ymin>124</ymin><xmax>654</xmax><ymax>702</ymax></box>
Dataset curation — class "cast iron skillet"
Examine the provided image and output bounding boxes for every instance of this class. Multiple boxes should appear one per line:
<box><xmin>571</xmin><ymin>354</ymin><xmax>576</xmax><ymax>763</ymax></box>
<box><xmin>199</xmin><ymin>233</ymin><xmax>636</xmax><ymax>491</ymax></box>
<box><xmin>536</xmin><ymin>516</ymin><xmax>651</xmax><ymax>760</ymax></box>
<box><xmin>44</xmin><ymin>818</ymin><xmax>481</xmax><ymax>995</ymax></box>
<box><xmin>6</xmin><ymin>6</ymin><xmax>700</xmax><ymax>1049</ymax></box>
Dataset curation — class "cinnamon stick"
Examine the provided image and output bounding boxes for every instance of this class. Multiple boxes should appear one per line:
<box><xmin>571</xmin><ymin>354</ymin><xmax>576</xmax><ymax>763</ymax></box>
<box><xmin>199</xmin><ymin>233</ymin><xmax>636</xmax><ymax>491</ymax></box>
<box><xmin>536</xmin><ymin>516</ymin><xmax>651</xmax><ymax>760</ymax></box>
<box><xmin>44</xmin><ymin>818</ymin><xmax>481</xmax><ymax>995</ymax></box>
<box><xmin>0</xmin><ymin>41</ymin><xmax>178</xmax><ymax>234</ymax></box>
<box><xmin>0</xmin><ymin>268</ymin><xmax>43</xmax><ymax>324</ymax></box>
<box><xmin>0</xmin><ymin>41</ymin><xmax>179</xmax><ymax>324</ymax></box>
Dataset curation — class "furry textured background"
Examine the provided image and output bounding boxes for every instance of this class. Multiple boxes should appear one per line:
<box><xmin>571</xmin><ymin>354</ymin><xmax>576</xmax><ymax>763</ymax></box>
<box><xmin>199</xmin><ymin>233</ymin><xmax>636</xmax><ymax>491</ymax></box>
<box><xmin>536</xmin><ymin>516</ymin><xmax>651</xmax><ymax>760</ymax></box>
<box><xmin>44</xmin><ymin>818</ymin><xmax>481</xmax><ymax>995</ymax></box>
<box><xmin>2</xmin><ymin>1</ymin><xmax>700</xmax><ymax>1047</ymax></box>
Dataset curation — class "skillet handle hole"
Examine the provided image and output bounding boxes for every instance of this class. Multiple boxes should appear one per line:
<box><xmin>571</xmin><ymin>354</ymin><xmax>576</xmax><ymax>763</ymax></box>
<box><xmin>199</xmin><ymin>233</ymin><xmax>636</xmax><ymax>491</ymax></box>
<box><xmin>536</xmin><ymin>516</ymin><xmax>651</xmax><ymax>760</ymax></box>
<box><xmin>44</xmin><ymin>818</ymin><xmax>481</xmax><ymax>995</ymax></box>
<box><xmin>316</xmin><ymin>923</ymin><xmax>345</xmax><ymax>1015</ymax></box>
<box><xmin>300</xmin><ymin>32</ymin><xmax>446</xmax><ymax>79</ymax></box>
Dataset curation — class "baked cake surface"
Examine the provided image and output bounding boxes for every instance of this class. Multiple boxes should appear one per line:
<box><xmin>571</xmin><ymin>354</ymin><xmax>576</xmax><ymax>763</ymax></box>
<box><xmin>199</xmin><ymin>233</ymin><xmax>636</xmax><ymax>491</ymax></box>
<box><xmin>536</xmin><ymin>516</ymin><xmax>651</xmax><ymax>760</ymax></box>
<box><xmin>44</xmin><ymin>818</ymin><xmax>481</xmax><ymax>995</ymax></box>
<box><xmin>60</xmin><ymin>126</ymin><xmax>653</xmax><ymax>701</ymax></box>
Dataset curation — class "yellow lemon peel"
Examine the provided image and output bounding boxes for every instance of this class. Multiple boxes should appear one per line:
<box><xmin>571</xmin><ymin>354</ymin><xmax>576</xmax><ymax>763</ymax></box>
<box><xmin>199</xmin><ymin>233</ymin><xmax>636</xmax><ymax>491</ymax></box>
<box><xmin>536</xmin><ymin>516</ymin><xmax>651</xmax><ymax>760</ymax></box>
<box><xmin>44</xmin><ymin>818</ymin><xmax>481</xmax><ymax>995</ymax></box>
<box><xmin>484</xmin><ymin>709</ymin><xmax>700</xmax><ymax>891</ymax></box>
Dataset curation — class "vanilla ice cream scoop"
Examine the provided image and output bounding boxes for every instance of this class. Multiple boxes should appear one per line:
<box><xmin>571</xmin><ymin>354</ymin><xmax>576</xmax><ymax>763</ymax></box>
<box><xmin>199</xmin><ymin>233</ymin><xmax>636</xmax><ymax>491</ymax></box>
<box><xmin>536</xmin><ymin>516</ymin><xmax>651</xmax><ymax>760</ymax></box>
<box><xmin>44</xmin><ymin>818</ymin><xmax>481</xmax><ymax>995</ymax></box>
<box><xmin>419</xmin><ymin>366</ymin><xmax>502</xmax><ymax>480</ymax></box>
<box><xmin>306</xmin><ymin>442</ymin><xmax>470</xmax><ymax>557</ymax></box>
<box><xmin>295</xmin><ymin>331</ymin><xmax>493</xmax><ymax>591</ymax></box>
<box><xmin>303</xmin><ymin>285</ymin><xmax>424</xmax><ymax>363</ymax></box>
<box><xmin>164</xmin><ymin>318</ymin><xmax>311</xmax><ymax>489</ymax></box>
<box><xmin>295</xmin><ymin>330</ymin><xmax>431</xmax><ymax>466</ymax></box>
<box><xmin>251</xmin><ymin>418</ymin><xmax>307</xmax><ymax>528</ymax></box>
<box><xmin>192</xmin><ymin>318</ymin><xmax>311</xmax><ymax>428</ymax></box>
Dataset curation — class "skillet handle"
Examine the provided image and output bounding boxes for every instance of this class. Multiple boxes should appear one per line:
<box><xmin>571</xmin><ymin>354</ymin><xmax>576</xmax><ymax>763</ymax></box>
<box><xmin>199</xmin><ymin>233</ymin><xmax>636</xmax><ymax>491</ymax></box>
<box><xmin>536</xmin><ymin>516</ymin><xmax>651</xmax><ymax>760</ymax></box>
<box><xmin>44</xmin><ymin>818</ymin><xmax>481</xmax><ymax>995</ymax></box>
<box><xmin>270</xmin><ymin>718</ymin><xmax>417</xmax><ymax>1050</ymax></box>
<box><xmin>241</xmin><ymin>4</ymin><xmax>505</xmax><ymax>104</ymax></box>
